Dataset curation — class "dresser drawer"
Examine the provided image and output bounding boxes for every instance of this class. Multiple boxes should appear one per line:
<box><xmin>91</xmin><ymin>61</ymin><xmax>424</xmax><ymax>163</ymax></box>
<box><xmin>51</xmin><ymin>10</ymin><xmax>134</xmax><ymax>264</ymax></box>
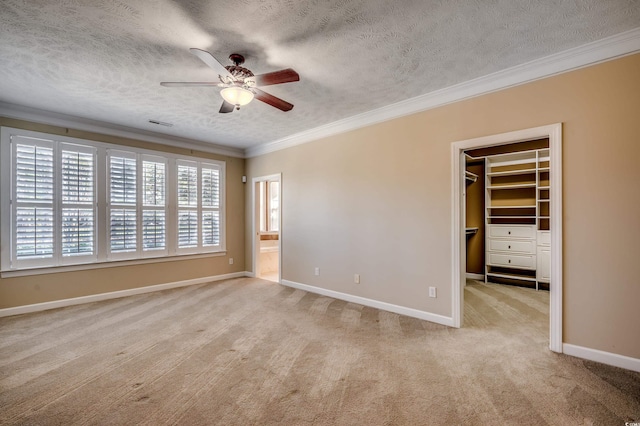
<box><xmin>537</xmin><ymin>231</ymin><xmax>551</xmax><ymax>246</ymax></box>
<box><xmin>487</xmin><ymin>253</ymin><xmax>536</xmax><ymax>269</ymax></box>
<box><xmin>488</xmin><ymin>239</ymin><xmax>535</xmax><ymax>254</ymax></box>
<box><xmin>488</xmin><ymin>225</ymin><xmax>535</xmax><ymax>239</ymax></box>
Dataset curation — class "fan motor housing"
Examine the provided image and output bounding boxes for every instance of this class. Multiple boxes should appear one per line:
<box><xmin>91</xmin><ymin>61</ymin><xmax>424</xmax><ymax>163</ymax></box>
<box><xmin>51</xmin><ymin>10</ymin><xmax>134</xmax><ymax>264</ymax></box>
<box><xmin>225</xmin><ymin>65</ymin><xmax>254</xmax><ymax>80</ymax></box>
<box><xmin>225</xmin><ymin>53</ymin><xmax>254</xmax><ymax>80</ymax></box>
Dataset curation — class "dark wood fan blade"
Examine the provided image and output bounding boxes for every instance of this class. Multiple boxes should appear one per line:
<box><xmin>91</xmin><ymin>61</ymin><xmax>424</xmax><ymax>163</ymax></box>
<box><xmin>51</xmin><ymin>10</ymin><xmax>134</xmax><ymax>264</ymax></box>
<box><xmin>219</xmin><ymin>100</ymin><xmax>235</xmax><ymax>113</ymax></box>
<box><xmin>253</xmin><ymin>88</ymin><xmax>294</xmax><ymax>111</ymax></box>
<box><xmin>189</xmin><ymin>48</ymin><xmax>234</xmax><ymax>79</ymax></box>
<box><xmin>160</xmin><ymin>82</ymin><xmax>221</xmax><ymax>87</ymax></box>
<box><xmin>253</xmin><ymin>68</ymin><xmax>299</xmax><ymax>86</ymax></box>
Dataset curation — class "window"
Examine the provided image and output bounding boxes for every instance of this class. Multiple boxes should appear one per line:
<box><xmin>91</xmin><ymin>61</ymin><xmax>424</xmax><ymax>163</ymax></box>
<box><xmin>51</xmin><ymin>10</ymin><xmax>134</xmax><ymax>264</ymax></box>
<box><xmin>13</xmin><ymin>138</ymin><xmax>56</xmax><ymax>268</ymax></box>
<box><xmin>176</xmin><ymin>160</ymin><xmax>223</xmax><ymax>254</ymax></box>
<box><xmin>177</xmin><ymin>161</ymin><xmax>198</xmax><ymax>249</ymax></box>
<box><xmin>60</xmin><ymin>144</ymin><xmax>96</xmax><ymax>260</ymax></box>
<box><xmin>108</xmin><ymin>151</ymin><xmax>137</xmax><ymax>256</ymax></box>
<box><xmin>1</xmin><ymin>127</ymin><xmax>226</xmax><ymax>272</ymax></box>
<box><xmin>8</xmin><ymin>137</ymin><xmax>98</xmax><ymax>270</ymax></box>
<box><xmin>259</xmin><ymin>180</ymin><xmax>279</xmax><ymax>233</ymax></box>
<box><xmin>142</xmin><ymin>157</ymin><xmax>167</xmax><ymax>253</ymax></box>
<box><xmin>201</xmin><ymin>165</ymin><xmax>221</xmax><ymax>246</ymax></box>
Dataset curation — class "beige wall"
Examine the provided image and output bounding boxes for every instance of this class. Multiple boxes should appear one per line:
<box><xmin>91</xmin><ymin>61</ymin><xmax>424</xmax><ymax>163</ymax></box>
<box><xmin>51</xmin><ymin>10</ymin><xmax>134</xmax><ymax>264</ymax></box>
<box><xmin>246</xmin><ymin>53</ymin><xmax>640</xmax><ymax>359</ymax></box>
<box><xmin>0</xmin><ymin>118</ymin><xmax>245</xmax><ymax>308</ymax></box>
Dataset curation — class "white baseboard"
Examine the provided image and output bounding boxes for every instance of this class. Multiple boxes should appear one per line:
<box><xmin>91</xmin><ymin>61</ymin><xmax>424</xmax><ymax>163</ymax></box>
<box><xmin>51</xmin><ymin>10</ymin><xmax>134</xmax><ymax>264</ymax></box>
<box><xmin>281</xmin><ymin>279</ymin><xmax>455</xmax><ymax>327</ymax></box>
<box><xmin>563</xmin><ymin>343</ymin><xmax>640</xmax><ymax>373</ymax></box>
<box><xmin>466</xmin><ymin>273</ymin><xmax>485</xmax><ymax>280</ymax></box>
<box><xmin>0</xmin><ymin>272</ymin><xmax>248</xmax><ymax>318</ymax></box>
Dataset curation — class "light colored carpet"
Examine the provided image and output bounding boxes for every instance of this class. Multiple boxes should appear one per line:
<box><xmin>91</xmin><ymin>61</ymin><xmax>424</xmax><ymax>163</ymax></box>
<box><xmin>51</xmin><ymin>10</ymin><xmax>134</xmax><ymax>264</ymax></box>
<box><xmin>0</xmin><ymin>278</ymin><xmax>638</xmax><ymax>425</ymax></box>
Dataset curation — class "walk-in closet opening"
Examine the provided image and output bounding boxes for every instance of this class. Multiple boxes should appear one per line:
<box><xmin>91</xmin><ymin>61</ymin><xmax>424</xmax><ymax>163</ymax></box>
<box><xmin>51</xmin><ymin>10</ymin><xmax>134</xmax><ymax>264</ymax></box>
<box><xmin>465</xmin><ymin>139</ymin><xmax>550</xmax><ymax>291</ymax></box>
<box><xmin>451</xmin><ymin>124</ymin><xmax>562</xmax><ymax>352</ymax></box>
<box><xmin>463</xmin><ymin>140</ymin><xmax>551</xmax><ymax>338</ymax></box>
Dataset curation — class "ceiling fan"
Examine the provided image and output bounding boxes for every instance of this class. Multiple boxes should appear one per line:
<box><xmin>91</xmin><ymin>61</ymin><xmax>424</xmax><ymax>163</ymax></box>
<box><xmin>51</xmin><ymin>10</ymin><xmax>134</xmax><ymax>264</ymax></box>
<box><xmin>161</xmin><ymin>48</ymin><xmax>299</xmax><ymax>113</ymax></box>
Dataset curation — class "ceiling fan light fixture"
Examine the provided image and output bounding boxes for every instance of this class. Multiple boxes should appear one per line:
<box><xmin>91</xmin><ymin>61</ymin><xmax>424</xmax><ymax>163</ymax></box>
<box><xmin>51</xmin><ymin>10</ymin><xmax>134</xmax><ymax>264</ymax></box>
<box><xmin>220</xmin><ymin>87</ymin><xmax>254</xmax><ymax>108</ymax></box>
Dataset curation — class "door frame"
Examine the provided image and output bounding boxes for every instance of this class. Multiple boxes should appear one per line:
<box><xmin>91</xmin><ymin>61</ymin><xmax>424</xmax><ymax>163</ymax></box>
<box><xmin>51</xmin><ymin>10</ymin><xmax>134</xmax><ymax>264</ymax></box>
<box><xmin>451</xmin><ymin>123</ymin><xmax>563</xmax><ymax>352</ymax></box>
<box><xmin>251</xmin><ymin>173</ymin><xmax>282</xmax><ymax>282</ymax></box>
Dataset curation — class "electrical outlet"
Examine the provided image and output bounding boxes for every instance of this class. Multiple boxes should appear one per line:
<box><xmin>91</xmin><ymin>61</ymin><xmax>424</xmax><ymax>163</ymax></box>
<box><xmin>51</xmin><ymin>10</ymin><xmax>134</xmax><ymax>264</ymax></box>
<box><xmin>354</xmin><ymin>274</ymin><xmax>360</xmax><ymax>284</ymax></box>
<box><xmin>429</xmin><ymin>287</ymin><xmax>437</xmax><ymax>298</ymax></box>
<box><xmin>229</xmin><ymin>257</ymin><xmax>234</xmax><ymax>265</ymax></box>
<box><xmin>314</xmin><ymin>267</ymin><xmax>320</xmax><ymax>276</ymax></box>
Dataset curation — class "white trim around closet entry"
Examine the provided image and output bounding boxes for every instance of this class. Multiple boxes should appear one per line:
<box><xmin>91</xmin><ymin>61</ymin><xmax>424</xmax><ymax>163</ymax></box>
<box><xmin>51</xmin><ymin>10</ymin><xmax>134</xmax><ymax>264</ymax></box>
<box><xmin>451</xmin><ymin>123</ymin><xmax>563</xmax><ymax>353</ymax></box>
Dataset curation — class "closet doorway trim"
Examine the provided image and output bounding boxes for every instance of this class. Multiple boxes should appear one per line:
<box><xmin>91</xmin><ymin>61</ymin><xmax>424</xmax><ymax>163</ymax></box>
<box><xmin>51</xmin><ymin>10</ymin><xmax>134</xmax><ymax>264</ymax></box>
<box><xmin>450</xmin><ymin>123</ymin><xmax>563</xmax><ymax>353</ymax></box>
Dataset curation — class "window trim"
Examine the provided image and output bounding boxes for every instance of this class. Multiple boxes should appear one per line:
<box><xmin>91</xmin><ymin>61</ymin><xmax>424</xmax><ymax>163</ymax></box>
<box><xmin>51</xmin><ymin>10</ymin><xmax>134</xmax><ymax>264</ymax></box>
<box><xmin>0</xmin><ymin>126</ymin><xmax>226</xmax><ymax>273</ymax></box>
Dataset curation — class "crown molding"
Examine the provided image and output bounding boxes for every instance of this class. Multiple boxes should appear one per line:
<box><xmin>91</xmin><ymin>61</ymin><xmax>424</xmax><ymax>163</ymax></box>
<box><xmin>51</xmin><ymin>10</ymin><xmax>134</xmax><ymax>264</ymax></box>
<box><xmin>0</xmin><ymin>102</ymin><xmax>245</xmax><ymax>158</ymax></box>
<box><xmin>245</xmin><ymin>27</ymin><xmax>640</xmax><ymax>158</ymax></box>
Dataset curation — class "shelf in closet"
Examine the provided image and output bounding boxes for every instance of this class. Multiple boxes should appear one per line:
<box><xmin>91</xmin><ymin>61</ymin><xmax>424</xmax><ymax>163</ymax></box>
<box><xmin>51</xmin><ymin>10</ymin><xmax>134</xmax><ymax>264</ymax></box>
<box><xmin>465</xmin><ymin>170</ymin><xmax>478</xmax><ymax>183</ymax></box>
<box><xmin>488</xmin><ymin>205</ymin><xmax>536</xmax><ymax>209</ymax></box>
<box><xmin>487</xmin><ymin>183</ymin><xmax>536</xmax><ymax>190</ymax></box>
<box><xmin>487</xmin><ymin>168</ymin><xmax>537</xmax><ymax>177</ymax></box>
<box><xmin>488</xmin><ymin>216</ymin><xmax>537</xmax><ymax>220</ymax></box>
<box><xmin>486</xmin><ymin>271</ymin><xmax>537</xmax><ymax>282</ymax></box>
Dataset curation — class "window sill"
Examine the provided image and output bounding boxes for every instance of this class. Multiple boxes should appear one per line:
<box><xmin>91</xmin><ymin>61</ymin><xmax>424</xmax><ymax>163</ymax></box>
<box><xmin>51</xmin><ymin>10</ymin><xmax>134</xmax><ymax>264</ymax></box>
<box><xmin>0</xmin><ymin>251</ymin><xmax>227</xmax><ymax>278</ymax></box>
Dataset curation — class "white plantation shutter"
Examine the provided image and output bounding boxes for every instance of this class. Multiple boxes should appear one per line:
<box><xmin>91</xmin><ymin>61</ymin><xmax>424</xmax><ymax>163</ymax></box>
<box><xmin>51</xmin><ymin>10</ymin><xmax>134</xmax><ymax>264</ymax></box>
<box><xmin>61</xmin><ymin>209</ymin><xmax>94</xmax><ymax>255</ymax></box>
<box><xmin>177</xmin><ymin>161</ymin><xmax>198</xmax><ymax>250</ymax></box>
<box><xmin>60</xmin><ymin>145</ymin><xmax>96</xmax><ymax>261</ymax></box>
<box><xmin>110</xmin><ymin>209</ymin><xmax>136</xmax><ymax>251</ymax></box>
<box><xmin>178</xmin><ymin>210</ymin><xmax>198</xmax><ymax>247</ymax></box>
<box><xmin>202</xmin><ymin>211</ymin><xmax>220</xmax><ymax>246</ymax></box>
<box><xmin>15</xmin><ymin>142</ymin><xmax>54</xmax><ymax>203</ymax></box>
<box><xmin>61</xmin><ymin>149</ymin><xmax>94</xmax><ymax>203</ymax></box>
<box><xmin>15</xmin><ymin>207</ymin><xmax>54</xmax><ymax>258</ymax></box>
<box><xmin>143</xmin><ymin>160</ymin><xmax>165</xmax><ymax>206</ymax></box>
<box><xmin>143</xmin><ymin>210</ymin><xmax>166</xmax><ymax>249</ymax></box>
<box><xmin>142</xmin><ymin>158</ymin><xmax>166</xmax><ymax>253</ymax></box>
<box><xmin>201</xmin><ymin>165</ymin><xmax>220</xmax><ymax>247</ymax></box>
<box><xmin>13</xmin><ymin>140</ymin><xmax>55</xmax><ymax>265</ymax></box>
<box><xmin>201</xmin><ymin>167</ymin><xmax>219</xmax><ymax>208</ymax></box>
<box><xmin>108</xmin><ymin>151</ymin><xmax>137</xmax><ymax>255</ymax></box>
<box><xmin>110</xmin><ymin>155</ymin><xmax>137</xmax><ymax>204</ymax></box>
<box><xmin>177</xmin><ymin>163</ymin><xmax>197</xmax><ymax>207</ymax></box>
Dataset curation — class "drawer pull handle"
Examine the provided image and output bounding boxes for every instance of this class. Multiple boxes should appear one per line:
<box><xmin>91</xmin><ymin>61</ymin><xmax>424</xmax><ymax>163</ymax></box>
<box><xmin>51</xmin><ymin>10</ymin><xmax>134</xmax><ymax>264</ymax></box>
<box><xmin>508</xmin><ymin>259</ymin><xmax>511</xmax><ymax>263</ymax></box>
<box><xmin>508</xmin><ymin>245</ymin><xmax>511</xmax><ymax>249</ymax></box>
<box><xmin>508</xmin><ymin>231</ymin><xmax>511</xmax><ymax>235</ymax></box>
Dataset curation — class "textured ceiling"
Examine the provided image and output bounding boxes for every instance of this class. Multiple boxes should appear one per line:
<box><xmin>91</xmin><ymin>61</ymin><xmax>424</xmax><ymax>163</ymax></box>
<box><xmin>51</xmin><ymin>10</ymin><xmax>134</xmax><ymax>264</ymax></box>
<box><xmin>1</xmin><ymin>1</ymin><xmax>639</xmax><ymax>151</ymax></box>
